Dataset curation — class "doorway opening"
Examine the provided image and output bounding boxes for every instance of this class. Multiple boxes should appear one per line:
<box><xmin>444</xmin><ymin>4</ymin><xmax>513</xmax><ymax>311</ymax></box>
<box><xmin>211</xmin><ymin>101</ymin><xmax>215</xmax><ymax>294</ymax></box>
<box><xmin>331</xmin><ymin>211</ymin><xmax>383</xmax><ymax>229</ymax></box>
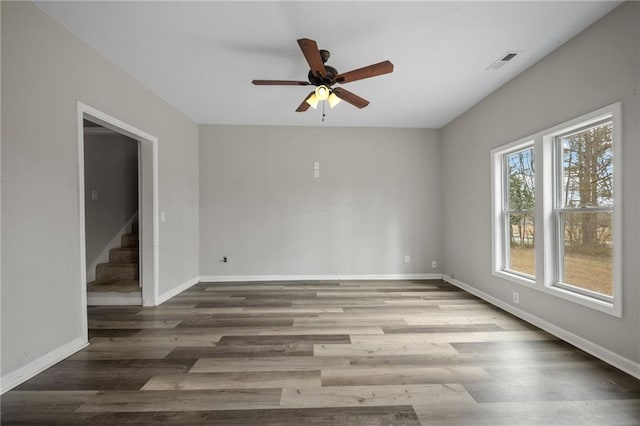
<box><xmin>77</xmin><ymin>102</ymin><xmax>159</xmax><ymax>340</ymax></box>
<box><xmin>83</xmin><ymin>120</ymin><xmax>141</xmax><ymax>305</ymax></box>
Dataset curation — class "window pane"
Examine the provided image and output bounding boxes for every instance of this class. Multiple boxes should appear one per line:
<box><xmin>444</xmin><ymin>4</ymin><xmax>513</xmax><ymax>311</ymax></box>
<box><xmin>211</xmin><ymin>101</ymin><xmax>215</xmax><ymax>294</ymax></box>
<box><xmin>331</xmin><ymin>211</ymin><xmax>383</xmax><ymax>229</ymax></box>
<box><xmin>506</xmin><ymin>212</ymin><xmax>535</xmax><ymax>276</ymax></box>
<box><xmin>560</xmin><ymin>211</ymin><xmax>613</xmax><ymax>296</ymax></box>
<box><xmin>506</xmin><ymin>148</ymin><xmax>535</xmax><ymax>211</ymax></box>
<box><xmin>560</xmin><ymin>121</ymin><xmax>613</xmax><ymax>208</ymax></box>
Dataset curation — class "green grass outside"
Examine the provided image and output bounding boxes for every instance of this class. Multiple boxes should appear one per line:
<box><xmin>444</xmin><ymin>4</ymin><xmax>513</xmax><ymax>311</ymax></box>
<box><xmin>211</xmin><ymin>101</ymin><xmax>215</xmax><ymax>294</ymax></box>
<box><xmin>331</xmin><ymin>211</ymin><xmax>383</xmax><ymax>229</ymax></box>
<box><xmin>509</xmin><ymin>246</ymin><xmax>612</xmax><ymax>296</ymax></box>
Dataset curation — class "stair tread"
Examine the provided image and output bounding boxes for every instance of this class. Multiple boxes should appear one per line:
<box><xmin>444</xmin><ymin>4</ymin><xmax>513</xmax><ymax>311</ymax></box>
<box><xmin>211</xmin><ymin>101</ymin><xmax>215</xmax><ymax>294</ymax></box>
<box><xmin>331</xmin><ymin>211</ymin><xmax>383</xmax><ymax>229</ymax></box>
<box><xmin>97</xmin><ymin>262</ymin><xmax>139</xmax><ymax>267</ymax></box>
<box><xmin>108</xmin><ymin>246</ymin><xmax>139</xmax><ymax>264</ymax></box>
<box><xmin>90</xmin><ymin>219</ymin><xmax>141</xmax><ymax>297</ymax></box>
<box><xmin>96</xmin><ymin>262</ymin><xmax>139</xmax><ymax>280</ymax></box>
<box><xmin>87</xmin><ymin>279</ymin><xmax>140</xmax><ymax>293</ymax></box>
<box><xmin>120</xmin><ymin>232</ymin><xmax>139</xmax><ymax>248</ymax></box>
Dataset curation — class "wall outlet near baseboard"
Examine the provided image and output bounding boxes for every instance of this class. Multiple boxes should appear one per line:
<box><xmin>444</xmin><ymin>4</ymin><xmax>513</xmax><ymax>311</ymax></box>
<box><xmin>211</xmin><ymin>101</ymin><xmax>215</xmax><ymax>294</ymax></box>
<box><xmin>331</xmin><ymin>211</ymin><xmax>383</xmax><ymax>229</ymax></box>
<box><xmin>404</xmin><ymin>255</ymin><xmax>410</xmax><ymax>263</ymax></box>
<box><xmin>432</xmin><ymin>261</ymin><xmax>437</xmax><ymax>269</ymax></box>
<box><xmin>513</xmin><ymin>291</ymin><xmax>519</xmax><ymax>304</ymax></box>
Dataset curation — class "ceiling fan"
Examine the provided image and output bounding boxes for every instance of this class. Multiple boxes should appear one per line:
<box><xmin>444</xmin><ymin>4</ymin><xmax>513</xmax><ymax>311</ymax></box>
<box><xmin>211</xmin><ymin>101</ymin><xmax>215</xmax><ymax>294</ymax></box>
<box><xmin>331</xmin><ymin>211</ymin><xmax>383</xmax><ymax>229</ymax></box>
<box><xmin>252</xmin><ymin>38</ymin><xmax>394</xmax><ymax>112</ymax></box>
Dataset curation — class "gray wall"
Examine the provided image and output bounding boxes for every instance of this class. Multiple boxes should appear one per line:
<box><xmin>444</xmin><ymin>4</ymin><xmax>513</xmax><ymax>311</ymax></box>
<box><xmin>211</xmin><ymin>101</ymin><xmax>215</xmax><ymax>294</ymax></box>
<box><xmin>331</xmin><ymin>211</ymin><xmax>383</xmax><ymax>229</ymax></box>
<box><xmin>199</xmin><ymin>125</ymin><xmax>442</xmax><ymax>277</ymax></box>
<box><xmin>2</xmin><ymin>0</ymin><xmax>638</xmax><ymax>390</ymax></box>
<box><xmin>84</xmin><ymin>131</ymin><xmax>138</xmax><ymax>282</ymax></box>
<box><xmin>1</xmin><ymin>2</ymin><xmax>199</xmax><ymax>378</ymax></box>
<box><xmin>441</xmin><ymin>2</ymin><xmax>640</xmax><ymax>362</ymax></box>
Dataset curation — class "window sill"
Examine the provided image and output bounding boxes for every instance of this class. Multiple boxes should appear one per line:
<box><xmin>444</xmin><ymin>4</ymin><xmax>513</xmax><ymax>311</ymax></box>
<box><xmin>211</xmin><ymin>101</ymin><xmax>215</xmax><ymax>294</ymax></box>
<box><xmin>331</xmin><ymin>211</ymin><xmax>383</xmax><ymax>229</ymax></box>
<box><xmin>493</xmin><ymin>269</ymin><xmax>535</xmax><ymax>288</ymax></box>
<box><xmin>493</xmin><ymin>269</ymin><xmax>621</xmax><ymax>317</ymax></box>
<box><xmin>545</xmin><ymin>283</ymin><xmax>621</xmax><ymax>318</ymax></box>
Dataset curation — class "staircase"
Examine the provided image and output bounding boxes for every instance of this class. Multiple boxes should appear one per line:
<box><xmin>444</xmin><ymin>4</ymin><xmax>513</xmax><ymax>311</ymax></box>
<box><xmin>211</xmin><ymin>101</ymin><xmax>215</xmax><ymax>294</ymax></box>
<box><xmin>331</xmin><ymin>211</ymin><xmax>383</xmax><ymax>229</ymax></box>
<box><xmin>87</xmin><ymin>221</ymin><xmax>142</xmax><ymax>305</ymax></box>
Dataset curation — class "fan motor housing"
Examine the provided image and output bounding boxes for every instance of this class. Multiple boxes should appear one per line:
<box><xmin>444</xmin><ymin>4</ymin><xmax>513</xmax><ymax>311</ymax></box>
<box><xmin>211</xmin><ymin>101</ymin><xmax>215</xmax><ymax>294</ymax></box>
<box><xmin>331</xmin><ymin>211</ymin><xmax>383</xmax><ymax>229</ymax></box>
<box><xmin>308</xmin><ymin>65</ymin><xmax>338</xmax><ymax>87</ymax></box>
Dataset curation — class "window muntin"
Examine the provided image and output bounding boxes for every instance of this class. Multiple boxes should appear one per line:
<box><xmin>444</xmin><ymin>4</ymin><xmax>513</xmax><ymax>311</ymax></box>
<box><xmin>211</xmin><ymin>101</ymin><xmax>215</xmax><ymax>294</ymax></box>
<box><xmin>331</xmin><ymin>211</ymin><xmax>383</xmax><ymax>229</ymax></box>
<box><xmin>502</xmin><ymin>146</ymin><xmax>535</xmax><ymax>278</ymax></box>
<box><xmin>554</xmin><ymin>118</ymin><xmax>614</xmax><ymax>300</ymax></box>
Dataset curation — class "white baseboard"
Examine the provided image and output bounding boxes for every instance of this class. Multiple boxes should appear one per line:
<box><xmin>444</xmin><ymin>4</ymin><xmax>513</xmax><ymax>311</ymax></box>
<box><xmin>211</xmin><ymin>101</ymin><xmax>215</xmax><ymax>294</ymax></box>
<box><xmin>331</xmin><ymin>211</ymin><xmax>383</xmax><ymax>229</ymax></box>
<box><xmin>1</xmin><ymin>337</ymin><xmax>88</xmax><ymax>394</ymax></box>
<box><xmin>199</xmin><ymin>273</ymin><xmax>443</xmax><ymax>282</ymax></box>
<box><xmin>157</xmin><ymin>274</ymin><xmax>441</xmax><ymax>305</ymax></box>
<box><xmin>442</xmin><ymin>274</ymin><xmax>640</xmax><ymax>380</ymax></box>
<box><xmin>157</xmin><ymin>276</ymin><xmax>200</xmax><ymax>305</ymax></box>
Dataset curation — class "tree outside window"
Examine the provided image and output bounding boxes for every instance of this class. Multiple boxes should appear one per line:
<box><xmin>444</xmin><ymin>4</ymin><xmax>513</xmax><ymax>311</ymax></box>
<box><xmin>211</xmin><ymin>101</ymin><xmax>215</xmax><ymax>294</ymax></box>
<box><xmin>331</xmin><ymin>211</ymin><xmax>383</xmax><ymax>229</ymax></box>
<box><xmin>504</xmin><ymin>147</ymin><xmax>535</xmax><ymax>276</ymax></box>
<box><xmin>556</xmin><ymin>119</ymin><xmax>613</xmax><ymax>297</ymax></box>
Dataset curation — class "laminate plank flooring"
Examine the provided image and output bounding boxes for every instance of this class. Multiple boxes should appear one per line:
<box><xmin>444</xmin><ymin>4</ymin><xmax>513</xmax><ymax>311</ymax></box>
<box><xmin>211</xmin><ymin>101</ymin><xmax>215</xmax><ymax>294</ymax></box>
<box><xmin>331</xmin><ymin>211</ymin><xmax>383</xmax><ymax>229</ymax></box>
<box><xmin>3</xmin><ymin>279</ymin><xmax>640</xmax><ymax>425</ymax></box>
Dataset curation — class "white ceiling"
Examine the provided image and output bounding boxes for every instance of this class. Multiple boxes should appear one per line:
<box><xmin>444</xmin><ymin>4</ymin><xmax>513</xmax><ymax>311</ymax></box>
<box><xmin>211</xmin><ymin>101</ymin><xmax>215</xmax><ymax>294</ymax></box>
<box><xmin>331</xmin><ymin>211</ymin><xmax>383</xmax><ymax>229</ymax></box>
<box><xmin>36</xmin><ymin>1</ymin><xmax>620</xmax><ymax>128</ymax></box>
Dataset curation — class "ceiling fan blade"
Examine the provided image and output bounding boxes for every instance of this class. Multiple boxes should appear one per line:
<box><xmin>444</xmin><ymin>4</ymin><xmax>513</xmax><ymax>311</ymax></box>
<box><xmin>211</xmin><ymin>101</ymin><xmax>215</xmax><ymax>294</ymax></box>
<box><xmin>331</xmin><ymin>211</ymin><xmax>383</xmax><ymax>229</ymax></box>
<box><xmin>332</xmin><ymin>87</ymin><xmax>370</xmax><ymax>109</ymax></box>
<box><xmin>297</xmin><ymin>38</ymin><xmax>327</xmax><ymax>78</ymax></box>
<box><xmin>335</xmin><ymin>60</ymin><xmax>394</xmax><ymax>84</ymax></box>
<box><xmin>296</xmin><ymin>92</ymin><xmax>315</xmax><ymax>112</ymax></box>
<box><xmin>252</xmin><ymin>80</ymin><xmax>310</xmax><ymax>86</ymax></box>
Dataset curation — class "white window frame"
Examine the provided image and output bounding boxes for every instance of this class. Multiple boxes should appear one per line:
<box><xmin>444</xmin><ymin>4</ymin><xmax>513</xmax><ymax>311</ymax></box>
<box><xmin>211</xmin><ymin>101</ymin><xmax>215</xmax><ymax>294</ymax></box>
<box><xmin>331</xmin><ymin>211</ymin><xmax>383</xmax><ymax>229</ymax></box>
<box><xmin>492</xmin><ymin>102</ymin><xmax>622</xmax><ymax>317</ymax></box>
<box><xmin>541</xmin><ymin>103</ymin><xmax>622</xmax><ymax>316</ymax></box>
<box><xmin>491</xmin><ymin>138</ymin><xmax>536</xmax><ymax>287</ymax></box>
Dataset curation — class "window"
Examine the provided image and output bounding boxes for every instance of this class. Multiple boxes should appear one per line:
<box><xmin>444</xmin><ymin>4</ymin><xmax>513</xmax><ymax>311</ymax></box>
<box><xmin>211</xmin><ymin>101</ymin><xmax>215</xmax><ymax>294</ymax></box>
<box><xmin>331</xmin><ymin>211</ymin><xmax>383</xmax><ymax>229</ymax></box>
<box><xmin>553</xmin><ymin>118</ymin><xmax>614</xmax><ymax>301</ymax></box>
<box><xmin>504</xmin><ymin>147</ymin><xmax>535</xmax><ymax>277</ymax></box>
<box><xmin>492</xmin><ymin>140</ymin><xmax>535</xmax><ymax>286</ymax></box>
<box><xmin>492</xmin><ymin>102</ymin><xmax>621</xmax><ymax>316</ymax></box>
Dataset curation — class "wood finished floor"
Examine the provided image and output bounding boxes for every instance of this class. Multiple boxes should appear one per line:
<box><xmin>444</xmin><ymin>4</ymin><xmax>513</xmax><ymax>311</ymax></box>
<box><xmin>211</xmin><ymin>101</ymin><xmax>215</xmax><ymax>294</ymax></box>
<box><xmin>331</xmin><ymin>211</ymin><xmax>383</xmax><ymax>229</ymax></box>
<box><xmin>3</xmin><ymin>279</ymin><xmax>640</xmax><ymax>425</ymax></box>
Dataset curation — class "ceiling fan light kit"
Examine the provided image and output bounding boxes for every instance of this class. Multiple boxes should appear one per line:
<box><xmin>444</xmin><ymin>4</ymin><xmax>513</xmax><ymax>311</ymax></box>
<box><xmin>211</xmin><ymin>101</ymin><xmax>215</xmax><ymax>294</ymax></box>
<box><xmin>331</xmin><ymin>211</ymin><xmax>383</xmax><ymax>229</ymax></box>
<box><xmin>305</xmin><ymin>84</ymin><xmax>341</xmax><ymax>110</ymax></box>
<box><xmin>305</xmin><ymin>92</ymin><xmax>320</xmax><ymax>109</ymax></box>
<box><xmin>252</xmin><ymin>38</ymin><xmax>393</xmax><ymax>114</ymax></box>
<box><xmin>315</xmin><ymin>85</ymin><xmax>330</xmax><ymax>101</ymax></box>
<box><xmin>327</xmin><ymin>91</ymin><xmax>341</xmax><ymax>108</ymax></box>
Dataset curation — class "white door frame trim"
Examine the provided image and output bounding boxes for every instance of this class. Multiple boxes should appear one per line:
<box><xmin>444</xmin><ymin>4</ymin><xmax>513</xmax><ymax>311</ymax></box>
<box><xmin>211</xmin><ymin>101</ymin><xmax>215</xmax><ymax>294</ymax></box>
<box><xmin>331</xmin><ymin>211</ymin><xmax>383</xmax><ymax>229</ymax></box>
<box><xmin>77</xmin><ymin>102</ymin><xmax>159</xmax><ymax>340</ymax></box>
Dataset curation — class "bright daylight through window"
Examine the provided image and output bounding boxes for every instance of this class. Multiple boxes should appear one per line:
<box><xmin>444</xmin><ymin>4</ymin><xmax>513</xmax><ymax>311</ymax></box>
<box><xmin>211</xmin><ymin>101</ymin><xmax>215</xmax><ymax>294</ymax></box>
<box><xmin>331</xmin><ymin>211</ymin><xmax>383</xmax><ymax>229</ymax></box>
<box><xmin>503</xmin><ymin>146</ymin><xmax>535</xmax><ymax>277</ymax></box>
<box><xmin>553</xmin><ymin>117</ymin><xmax>614</xmax><ymax>300</ymax></box>
<box><xmin>492</xmin><ymin>103</ymin><xmax>621</xmax><ymax>316</ymax></box>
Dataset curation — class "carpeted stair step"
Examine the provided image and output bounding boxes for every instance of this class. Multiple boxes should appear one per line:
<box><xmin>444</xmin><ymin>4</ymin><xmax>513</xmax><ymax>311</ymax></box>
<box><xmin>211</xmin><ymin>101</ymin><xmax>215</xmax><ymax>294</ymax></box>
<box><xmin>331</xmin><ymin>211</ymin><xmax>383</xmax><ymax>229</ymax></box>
<box><xmin>121</xmin><ymin>233</ymin><xmax>138</xmax><ymax>248</ymax></box>
<box><xmin>96</xmin><ymin>262</ymin><xmax>139</xmax><ymax>281</ymax></box>
<box><xmin>87</xmin><ymin>279</ymin><xmax>140</xmax><ymax>293</ymax></box>
<box><xmin>109</xmin><ymin>247</ymin><xmax>139</xmax><ymax>264</ymax></box>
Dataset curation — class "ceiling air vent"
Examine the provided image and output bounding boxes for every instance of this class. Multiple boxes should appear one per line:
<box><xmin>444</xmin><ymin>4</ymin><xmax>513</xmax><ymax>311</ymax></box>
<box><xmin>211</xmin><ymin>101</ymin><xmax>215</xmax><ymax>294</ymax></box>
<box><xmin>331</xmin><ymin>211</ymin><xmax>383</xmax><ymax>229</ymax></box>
<box><xmin>487</xmin><ymin>51</ymin><xmax>520</xmax><ymax>70</ymax></box>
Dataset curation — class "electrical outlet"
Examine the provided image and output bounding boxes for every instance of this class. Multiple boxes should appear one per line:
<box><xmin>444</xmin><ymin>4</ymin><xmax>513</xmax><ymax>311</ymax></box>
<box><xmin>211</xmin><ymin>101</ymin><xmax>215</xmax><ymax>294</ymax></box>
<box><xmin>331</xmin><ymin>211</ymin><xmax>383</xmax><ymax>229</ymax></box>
<box><xmin>222</xmin><ymin>256</ymin><xmax>228</xmax><ymax>263</ymax></box>
<box><xmin>513</xmin><ymin>291</ymin><xmax>519</xmax><ymax>304</ymax></box>
<box><xmin>451</xmin><ymin>273</ymin><xmax>455</xmax><ymax>279</ymax></box>
<box><xmin>404</xmin><ymin>255</ymin><xmax>410</xmax><ymax>263</ymax></box>
<box><xmin>432</xmin><ymin>261</ymin><xmax>437</xmax><ymax>269</ymax></box>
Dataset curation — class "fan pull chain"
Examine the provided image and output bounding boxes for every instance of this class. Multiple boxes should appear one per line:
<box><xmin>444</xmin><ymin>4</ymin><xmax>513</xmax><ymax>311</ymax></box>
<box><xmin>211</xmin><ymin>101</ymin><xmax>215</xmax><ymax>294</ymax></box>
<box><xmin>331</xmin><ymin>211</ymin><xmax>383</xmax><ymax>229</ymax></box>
<box><xmin>322</xmin><ymin>101</ymin><xmax>326</xmax><ymax>122</ymax></box>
